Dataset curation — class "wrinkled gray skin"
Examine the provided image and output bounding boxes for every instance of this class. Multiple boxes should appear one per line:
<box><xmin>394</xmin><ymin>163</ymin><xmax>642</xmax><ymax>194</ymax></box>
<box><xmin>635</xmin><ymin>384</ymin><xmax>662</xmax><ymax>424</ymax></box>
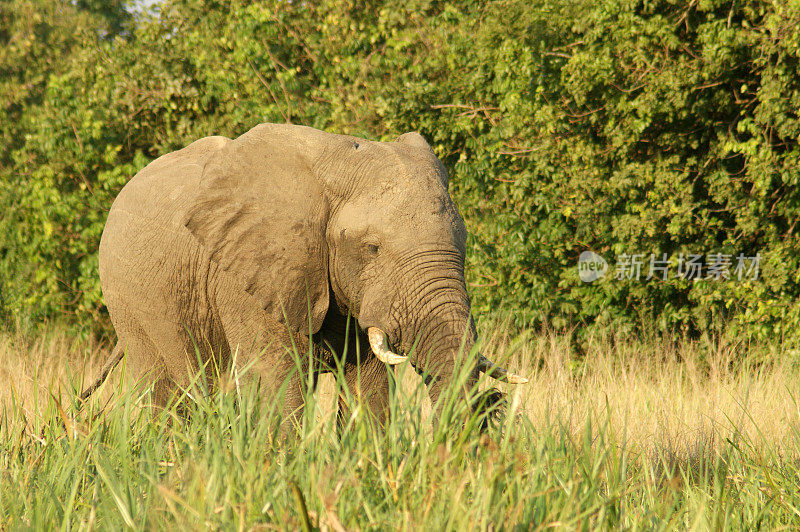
<box><xmin>99</xmin><ymin>123</ymin><xmax>484</xmax><ymax>426</ymax></box>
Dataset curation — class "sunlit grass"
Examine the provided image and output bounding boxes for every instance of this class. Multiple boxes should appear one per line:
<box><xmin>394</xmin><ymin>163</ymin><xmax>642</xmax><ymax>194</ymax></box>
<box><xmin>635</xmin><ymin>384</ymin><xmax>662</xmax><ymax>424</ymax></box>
<box><xmin>1</xmin><ymin>323</ymin><xmax>799</xmax><ymax>529</ymax></box>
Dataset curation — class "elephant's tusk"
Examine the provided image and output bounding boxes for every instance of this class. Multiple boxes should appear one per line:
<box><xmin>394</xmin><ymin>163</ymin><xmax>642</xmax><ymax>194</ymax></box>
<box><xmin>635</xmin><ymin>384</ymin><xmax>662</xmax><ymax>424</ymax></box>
<box><xmin>477</xmin><ymin>355</ymin><xmax>529</xmax><ymax>384</ymax></box>
<box><xmin>367</xmin><ymin>328</ymin><xmax>408</xmax><ymax>365</ymax></box>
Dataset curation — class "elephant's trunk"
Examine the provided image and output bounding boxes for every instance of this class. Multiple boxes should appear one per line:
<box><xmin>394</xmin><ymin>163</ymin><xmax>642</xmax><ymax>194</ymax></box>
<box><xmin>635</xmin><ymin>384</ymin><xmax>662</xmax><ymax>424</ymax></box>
<box><xmin>400</xmin><ymin>261</ymin><xmax>480</xmax><ymax>405</ymax></box>
<box><xmin>395</xmin><ymin>255</ymin><xmax>527</xmax><ymax>406</ymax></box>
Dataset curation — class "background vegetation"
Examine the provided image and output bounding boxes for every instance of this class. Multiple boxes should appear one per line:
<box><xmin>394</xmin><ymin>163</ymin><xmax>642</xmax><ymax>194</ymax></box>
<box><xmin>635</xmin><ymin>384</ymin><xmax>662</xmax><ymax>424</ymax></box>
<box><xmin>2</xmin><ymin>2</ymin><xmax>799</xmax><ymax>527</ymax></box>
<box><xmin>2</xmin><ymin>0</ymin><xmax>800</xmax><ymax>339</ymax></box>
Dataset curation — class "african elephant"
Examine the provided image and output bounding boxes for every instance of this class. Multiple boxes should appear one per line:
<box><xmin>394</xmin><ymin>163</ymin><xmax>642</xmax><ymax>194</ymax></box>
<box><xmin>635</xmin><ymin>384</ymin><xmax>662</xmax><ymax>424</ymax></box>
<box><xmin>85</xmin><ymin>123</ymin><xmax>526</xmax><ymax>427</ymax></box>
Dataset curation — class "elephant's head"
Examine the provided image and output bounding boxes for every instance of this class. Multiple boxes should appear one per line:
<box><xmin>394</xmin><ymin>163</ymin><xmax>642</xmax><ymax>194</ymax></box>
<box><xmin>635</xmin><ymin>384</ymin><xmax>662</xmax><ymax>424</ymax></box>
<box><xmin>185</xmin><ymin>123</ymin><xmax>526</xmax><ymax>412</ymax></box>
<box><xmin>320</xmin><ymin>131</ymin><xmax>527</xmax><ymax>402</ymax></box>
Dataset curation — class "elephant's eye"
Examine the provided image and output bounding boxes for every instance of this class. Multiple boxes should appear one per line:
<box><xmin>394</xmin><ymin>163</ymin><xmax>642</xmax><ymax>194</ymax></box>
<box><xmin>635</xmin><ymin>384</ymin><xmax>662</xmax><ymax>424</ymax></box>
<box><xmin>365</xmin><ymin>243</ymin><xmax>379</xmax><ymax>256</ymax></box>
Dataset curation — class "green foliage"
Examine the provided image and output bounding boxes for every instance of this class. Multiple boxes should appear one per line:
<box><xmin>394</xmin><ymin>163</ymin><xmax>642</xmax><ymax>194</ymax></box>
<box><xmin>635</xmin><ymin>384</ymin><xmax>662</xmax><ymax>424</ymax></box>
<box><xmin>0</xmin><ymin>0</ymin><xmax>126</xmax><ymax>324</ymax></box>
<box><xmin>1</xmin><ymin>0</ymin><xmax>799</xmax><ymax>338</ymax></box>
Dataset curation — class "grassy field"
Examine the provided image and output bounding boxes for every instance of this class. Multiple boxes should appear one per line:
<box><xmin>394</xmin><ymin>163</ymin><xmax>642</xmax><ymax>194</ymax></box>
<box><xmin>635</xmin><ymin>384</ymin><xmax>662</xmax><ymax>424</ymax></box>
<box><xmin>1</xmin><ymin>324</ymin><xmax>799</xmax><ymax>529</ymax></box>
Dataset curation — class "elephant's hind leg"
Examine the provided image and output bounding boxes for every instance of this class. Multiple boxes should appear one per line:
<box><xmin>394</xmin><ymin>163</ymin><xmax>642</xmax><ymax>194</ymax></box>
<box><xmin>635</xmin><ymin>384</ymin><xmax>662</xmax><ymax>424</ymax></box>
<box><xmin>136</xmin><ymin>316</ymin><xmax>213</xmax><ymax>410</ymax></box>
<box><xmin>109</xmin><ymin>321</ymin><xmax>167</xmax><ymax>406</ymax></box>
<box><xmin>108</xmin><ymin>303</ymin><xmax>193</xmax><ymax>410</ymax></box>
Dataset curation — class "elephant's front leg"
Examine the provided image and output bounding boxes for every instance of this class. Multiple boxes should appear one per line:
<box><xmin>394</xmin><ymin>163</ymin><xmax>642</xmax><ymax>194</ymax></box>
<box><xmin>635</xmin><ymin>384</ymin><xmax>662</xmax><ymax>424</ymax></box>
<box><xmin>337</xmin><ymin>355</ymin><xmax>392</xmax><ymax>432</ymax></box>
<box><xmin>316</xmin><ymin>312</ymin><xmax>393</xmax><ymax>431</ymax></box>
<box><xmin>255</xmin><ymin>349</ymin><xmax>313</xmax><ymax>428</ymax></box>
<box><xmin>214</xmin><ymin>285</ymin><xmax>318</xmax><ymax>432</ymax></box>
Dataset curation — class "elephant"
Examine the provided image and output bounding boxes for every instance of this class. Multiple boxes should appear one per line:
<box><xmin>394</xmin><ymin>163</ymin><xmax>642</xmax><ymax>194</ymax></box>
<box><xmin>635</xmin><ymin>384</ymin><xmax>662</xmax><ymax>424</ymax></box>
<box><xmin>83</xmin><ymin>123</ymin><xmax>526</xmax><ymax>428</ymax></box>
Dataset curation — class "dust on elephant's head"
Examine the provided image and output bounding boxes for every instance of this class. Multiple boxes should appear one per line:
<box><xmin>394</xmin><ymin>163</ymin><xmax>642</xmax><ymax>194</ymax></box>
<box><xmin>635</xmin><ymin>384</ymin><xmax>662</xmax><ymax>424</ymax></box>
<box><xmin>322</xmin><ymin>132</ymin><xmax>470</xmax><ymax>353</ymax></box>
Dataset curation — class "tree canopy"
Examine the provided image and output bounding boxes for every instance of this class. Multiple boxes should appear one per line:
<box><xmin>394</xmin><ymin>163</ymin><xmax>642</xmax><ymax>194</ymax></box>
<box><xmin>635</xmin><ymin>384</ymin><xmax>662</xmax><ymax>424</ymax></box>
<box><xmin>1</xmin><ymin>0</ymin><xmax>799</xmax><ymax>339</ymax></box>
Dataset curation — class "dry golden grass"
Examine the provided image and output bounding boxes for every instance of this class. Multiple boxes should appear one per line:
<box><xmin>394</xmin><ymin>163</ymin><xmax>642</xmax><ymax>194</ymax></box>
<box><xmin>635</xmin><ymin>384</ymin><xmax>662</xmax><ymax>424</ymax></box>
<box><xmin>2</xmin><ymin>323</ymin><xmax>797</xmax><ymax>461</ymax></box>
<box><xmin>0</xmin><ymin>326</ymin><xmax>114</xmax><ymax>415</ymax></box>
<box><xmin>3</xmin><ymin>323</ymin><xmax>799</xmax><ymax>529</ymax></box>
<box><xmin>483</xmin><ymin>326</ymin><xmax>800</xmax><ymax>460</ymax></box>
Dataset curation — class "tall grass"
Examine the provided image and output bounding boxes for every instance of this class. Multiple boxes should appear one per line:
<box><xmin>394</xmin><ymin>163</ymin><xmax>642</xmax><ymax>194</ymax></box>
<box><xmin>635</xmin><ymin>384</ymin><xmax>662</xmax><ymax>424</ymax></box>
<box><xmin>1</xmin><ymin>323</ymin><xmax>799</xmax><ymax>529</ymax></box>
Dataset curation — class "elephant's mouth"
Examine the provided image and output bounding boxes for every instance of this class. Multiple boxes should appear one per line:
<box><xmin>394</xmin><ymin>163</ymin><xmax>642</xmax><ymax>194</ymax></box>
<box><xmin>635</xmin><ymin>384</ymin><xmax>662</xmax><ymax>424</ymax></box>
<box><xmin>366</xmin><ymin>327</ymin><xmax>528</xmax><ymax>383</ymax></box>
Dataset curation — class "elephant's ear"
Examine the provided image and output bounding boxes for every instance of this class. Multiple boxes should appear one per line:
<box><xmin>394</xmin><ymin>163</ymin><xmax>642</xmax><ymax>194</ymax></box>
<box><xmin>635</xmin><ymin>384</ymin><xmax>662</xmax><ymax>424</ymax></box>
<box><xmin>395</xmin><ymin>131</ymin><xmax>449</xmax><ymax>188</ymax></box>
<box><xmin>395</xmin><ymin>131</ymin><xmax>431</xmax><ymax>151</ymax></box>
<box><xmin>184</xmin><ymin>125</ymin><xmax>330</xmax><ymax>335</ymax></box>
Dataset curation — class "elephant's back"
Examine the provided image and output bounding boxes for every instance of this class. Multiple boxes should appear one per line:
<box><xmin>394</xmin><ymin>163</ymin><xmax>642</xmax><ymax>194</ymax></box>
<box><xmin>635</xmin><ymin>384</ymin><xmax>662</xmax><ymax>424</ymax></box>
<box><xmin>110</xmin><ymin>136</ymin><xmax>229</xmax><ymax>224</ymax></box>
<box><xmin>99</xmin><ymin>136</ymin><xmax>229</xmax><ymax>298</ymax></box>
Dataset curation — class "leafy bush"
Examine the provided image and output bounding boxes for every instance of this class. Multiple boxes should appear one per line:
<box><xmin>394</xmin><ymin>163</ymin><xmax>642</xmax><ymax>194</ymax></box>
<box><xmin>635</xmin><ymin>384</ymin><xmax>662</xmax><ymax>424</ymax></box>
<box><xmin>1</xmin><ymin>0</ymin><xmax>799</xmax><ymax>339</ymax></box>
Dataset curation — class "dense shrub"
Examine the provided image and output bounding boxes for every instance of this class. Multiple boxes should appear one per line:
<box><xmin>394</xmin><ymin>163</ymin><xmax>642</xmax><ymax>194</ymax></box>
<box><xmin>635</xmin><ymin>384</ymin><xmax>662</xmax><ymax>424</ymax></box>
<box><xmin>1</xmin><ymin>0</ymin><xmax>799</xmax><ymax>339</ymax></box>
